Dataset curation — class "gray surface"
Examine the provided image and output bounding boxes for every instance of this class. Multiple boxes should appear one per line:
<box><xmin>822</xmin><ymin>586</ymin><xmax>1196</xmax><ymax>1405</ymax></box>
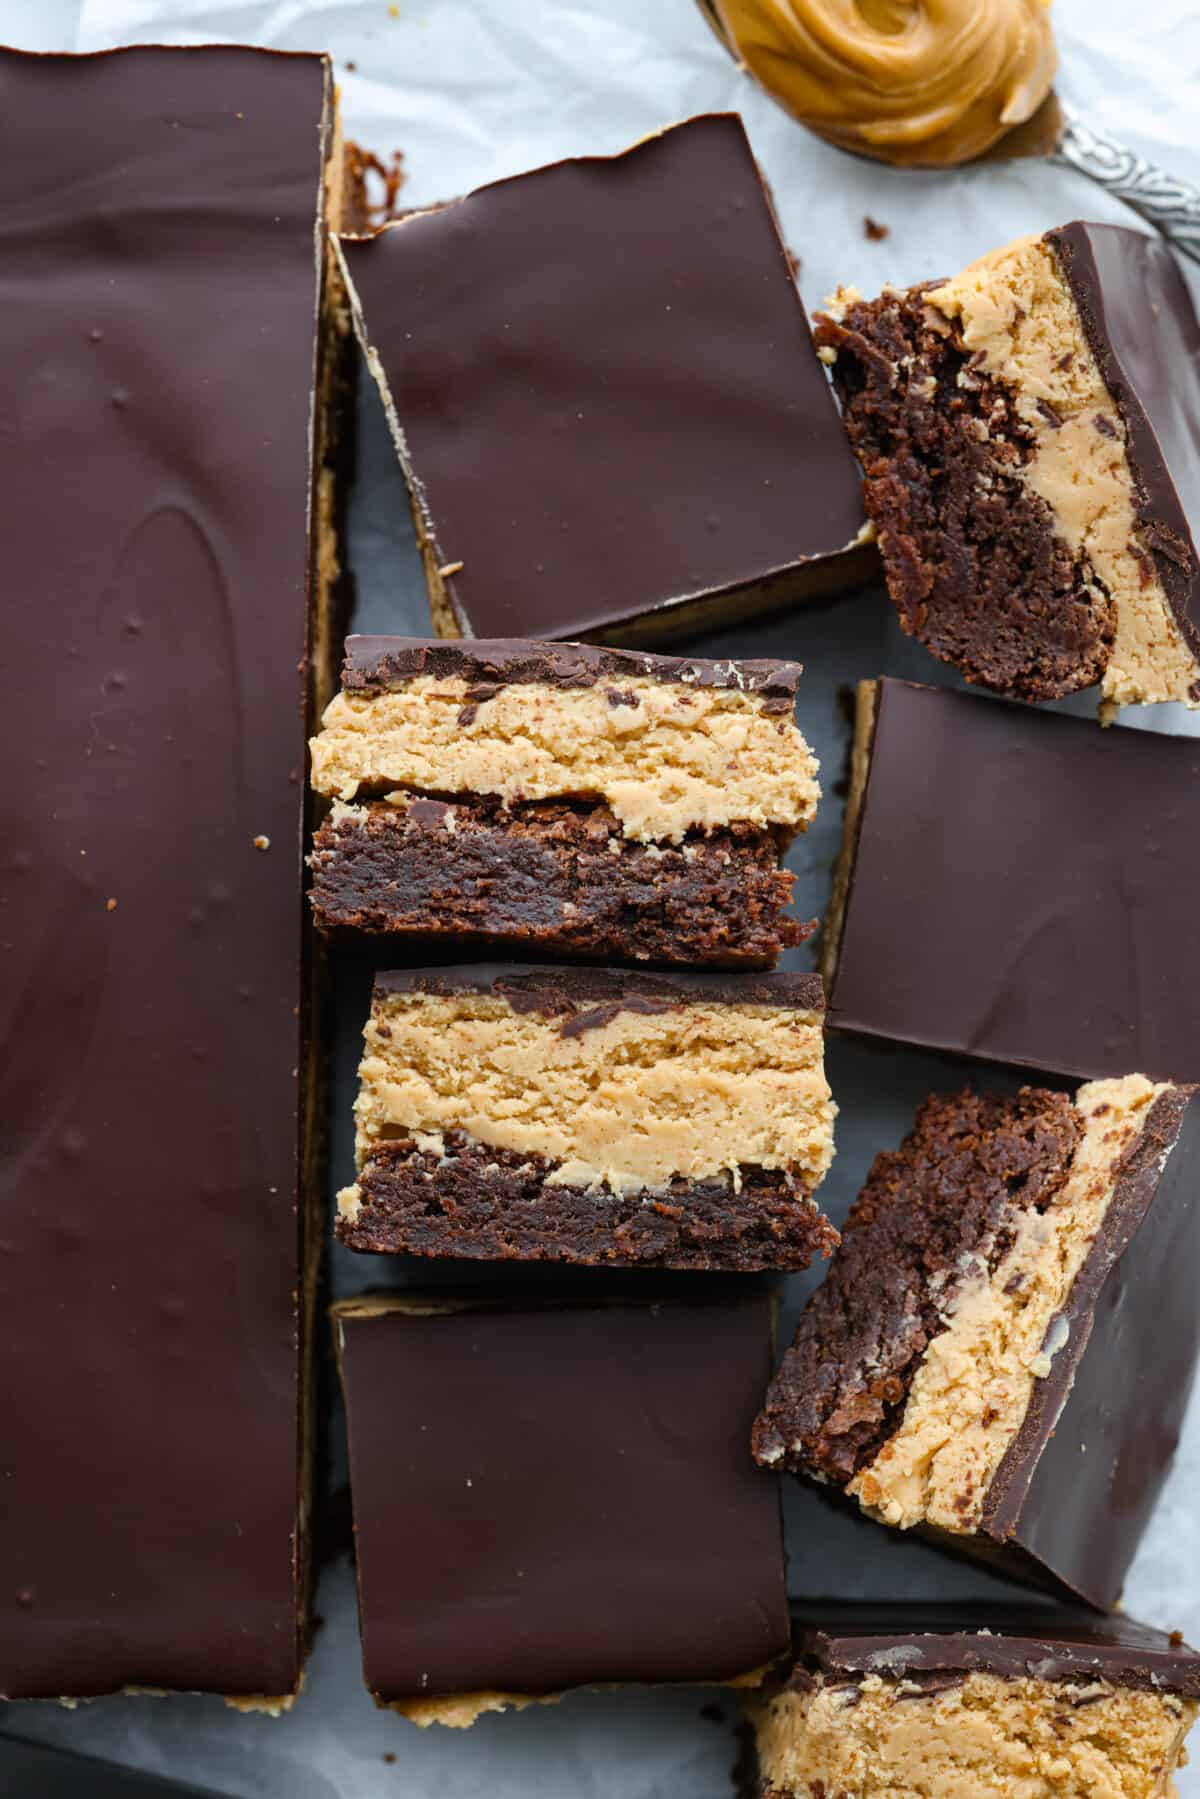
<box><xmin>3</xmin><ymin>1</ymin><xmax>1200</xmax><ymax>1794</ymax></box>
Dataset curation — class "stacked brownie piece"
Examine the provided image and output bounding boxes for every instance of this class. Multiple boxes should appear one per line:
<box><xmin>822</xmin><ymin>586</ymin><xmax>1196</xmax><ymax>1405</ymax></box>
<box><xmin>310</xmin><ymin>637</ymin><xmax>822</xmax><ymax>965</ymax></box>
<box><xmin>320</xmin><ymin>641</ymin><xmax>839</xmax><ymax>1693</ymax></box>
<box><xmin>338</xmin><ymin>964</ymin><xmax>836</xmax><ymax>1270</ymax></box>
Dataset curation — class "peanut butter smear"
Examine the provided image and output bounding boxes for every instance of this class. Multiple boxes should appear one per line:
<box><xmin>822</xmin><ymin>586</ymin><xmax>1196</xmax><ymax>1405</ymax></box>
<box><xmin>708</xmin><ymin>0</ymin><xmax>1057</xmax><ymax>166</ymax></box>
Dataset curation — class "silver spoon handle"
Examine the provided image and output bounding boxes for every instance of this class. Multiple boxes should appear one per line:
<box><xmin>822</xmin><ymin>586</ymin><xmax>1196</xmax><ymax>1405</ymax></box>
<box><xmin>1055</xmin><ymin>106</ymin><xmax>1200</xmax><ymax>263</ymax></box>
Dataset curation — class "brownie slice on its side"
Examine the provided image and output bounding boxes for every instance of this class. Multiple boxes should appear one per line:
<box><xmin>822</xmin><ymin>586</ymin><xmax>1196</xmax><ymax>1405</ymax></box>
<box><xmin>339</xmin><ymin>964</ymin><xmax>838</xmax><ymax>1273</ymax></box>
<box><xmin>747</xmin><ymin>1606</ymin><xmax>1200</xmax><ymax>1799</ymax></box>
<box><xmin>817</xmin><ymin>222</ymin><xmax>1200</xmax><ymax>712</ymax></box>
<box><xmin>334</xmin><ymin>1295</ymin><xmax>790</xmax><ymax>1724</ymax></box>
<box><xmin>309</xmin><ymin>636</ymin><xmax>822</xmax><ymax>967</ymax></box>
<box><xmin>754</xmin><ymin>1075</ymin><xmax>1200</xmax><ymax>1608</ymax></box>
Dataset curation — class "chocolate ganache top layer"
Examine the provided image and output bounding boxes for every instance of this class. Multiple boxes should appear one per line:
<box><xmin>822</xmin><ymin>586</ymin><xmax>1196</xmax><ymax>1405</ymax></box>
<box><xmin>1048</xmin><ymin>221</ymin><xmax>1200</xmax><ymax>668</ymax></box>
<box><xmin>342</xmin><ymin>635</ymin><xmax>805</xmax><ymax>697</ymax></box>
<box><xmin>831</xmin><ymin>679</ymin><xmax>1200</xmax><ymax>1083</ymax></box>
<box><xmin>794</xmin><ymin>1604</ymin><xmax>1200</xmax><ymax>1696</ymax></box>
<box><xmin>339</xmin><ymin>114</ymin><xmax>865</xmax><ymax>638</ymax></box>
<box><xmin>373</xmin><ymin>963</ymin><xmax>826</xmax><ymax>1024</ymax></box>
<box><xmin>0</xmin><ymin>44</ymin><xmax>331</xmax><ymax>1700</ymax></box>
<box><xmin>339</xmin><ymin>1298</ymin><xmax>790</xmax><ymax>1700</ymax></box>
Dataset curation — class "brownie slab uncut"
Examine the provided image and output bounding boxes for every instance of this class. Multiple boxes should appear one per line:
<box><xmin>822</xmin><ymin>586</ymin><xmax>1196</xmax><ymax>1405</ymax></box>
<box><xmin>309</xmin><ymin>636</ymin><xmax>821</xmax><ymax>965</ymax></box>
<box><xmin>825</xmin><ymin>678</ymin><xmax>1200</xmax><ymax>1084</ymax></box>
<box><xmin>747</xmin><ymin>1607</ymin><xmax>1200</xmax><ymax>1799</ymax></box>
<box><xmin>818</xmin><ymin>221</ymin><xmax>1200</xmax><ymax>711</ymax></box>
<box><xmin>334</xmin><ymin>1295</ymin><xmax>789</xmax><ymax>1723</ymax></box>
<box><xmin>754</xmin><ymin>1076</ymin><xmax>1200</xmax><ymax>1609</ymax></box>
<box><xmin>0</xmin><ymin>46</ymin><xmax>344</xmax><ymax>1704</ymax></box>
<box><xmin>335</xmin><ymin>112</ymin><xmax>871</xmax><ymax>644</ymax></box>
<box><xmin>339</xmin><ymin>965</ymin><xmax>837</xmax><ymax>1271</ymax></box>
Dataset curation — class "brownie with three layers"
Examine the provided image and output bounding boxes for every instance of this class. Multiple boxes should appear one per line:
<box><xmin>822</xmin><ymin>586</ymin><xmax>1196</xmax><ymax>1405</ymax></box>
<box><xmin>817</xmin><ymin>221</ymin><xmax>1200</xmax><ymax>712</ymax></box>
<box><xmin>755</xmin><ymin>1074</ymin><xmax>1200</xmax><ymax>1608</ymax></box>
<box><xmin>747</xmin><ymin>1607</ymin><xmax>1200</xmax><ymax>1799</ymax></box>
<box><xmin>338</xmin><ymin>964</ymin><xmax>837</xmax><ymax>1271</ymax></box>
<box><xmin>309</xmin><ymin>637</ymin><xmax>822</xmax><ymax>965</ymax></box>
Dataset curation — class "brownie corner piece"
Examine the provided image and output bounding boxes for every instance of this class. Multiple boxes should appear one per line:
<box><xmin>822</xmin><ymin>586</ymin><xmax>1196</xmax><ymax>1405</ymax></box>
<box><xmin>754</xmin><ymin>1073</ymin><xmax>1200</xmax><ymax>1607</ymax></box>
<box><xmin>817</xmin><ymin>222</ymin><xmax>1200</xmax><ymax>711</ymax></box>
<box><xmin>308</xmin><ymin>636</ymin><xmax>821</xmax><ymax>966</ymax></box>
<box><xmin>747</xmin><ymin>1606</ymin><xmax>1200</xmax><ymax>1799</ymax></box>
<box><xmin>334</xmin><ymin>1294</ymin><xmax>789</xmax><ymax>1718</ymax></box>
<box><xmin>334</xmin><ymin>114</ymin><xmax>869</xmax><ymax>645</ymax></box>
<box><xmin>339</xmin><ymin>964</ymin><xmax>837</xmax><ymax>1273</ymax></box>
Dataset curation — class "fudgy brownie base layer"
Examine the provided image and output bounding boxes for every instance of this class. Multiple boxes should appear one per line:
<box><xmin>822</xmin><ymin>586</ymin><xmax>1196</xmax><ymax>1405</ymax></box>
<box><xmin>339</xmin><ymin>1134</ymin><xmax>838</xmax><ymax>1271</ymax></box>
<box><xmin>815</xmin><ymin>284</ymin><xmax>1113</xmax><ymax>701</ymax></box>
<box><xmin>752</xmin><ymin>1087</ymin><xmax>1080</xmax><ymax>1482</ymax></box>
<box><xmin>310</xmin><ymin>797</ymin><xmax>808</xmax><ymax>966</ymax></box>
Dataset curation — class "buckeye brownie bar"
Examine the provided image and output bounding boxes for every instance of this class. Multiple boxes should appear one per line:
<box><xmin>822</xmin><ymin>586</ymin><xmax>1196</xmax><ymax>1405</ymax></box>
<box><xmin>309</xmin><ymin>637</ymin><xmax>820</xmax><ymax>965</ymax></box>
<box><xmin>334</xmin><ymin>113</ymin><xmax>871</xmax><ymax>644</ymax></box>
<box><xmin>747</xmin><ymin>1607</ymin><xmax>1200</xmax><ymax>1799</ymax></box>
<box><xmin>754</xmin><ymin>1076</ymin><xmax>1200</xmax><ymax>1608</ymax></box>
<box><xmin>0</xmin><ymin>47</ymin><xmax>346</xmax><ymax>1706</ymax></box>
<box><xmin>817</xmin><ymin>223</ymin><xmax>1200</xmax><ymax>710</ymax></box>
<box><xmin>339</xmin><ymin>965</ymin><xmax>837</xmax><ymax>1270</ymax></box>
<box><xmin>334</xmin><ymin>1294</ymin><xmax>789</xmax><ymax>1724</ymax></box>
<box><xmin>825</xmin><ymin>679</ymin><xmax>1200</xmax><ymax>1083</ymax></box>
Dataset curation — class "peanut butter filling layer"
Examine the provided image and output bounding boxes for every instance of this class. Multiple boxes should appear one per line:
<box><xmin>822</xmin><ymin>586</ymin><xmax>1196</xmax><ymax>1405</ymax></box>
<box><xmin>752</xmin><ymin>1670</ymin><xmax>1195</xmax><ymax>1799</ymax></box>
<box><xmin>310</xmin><ymin>673</ymin><xmax>820</xmax><ymax>843</ymax></box>
<box><xmin>346</xmin><ymin>989</ymin><xmax>835</xmax><ymax>1203</ymax></box>
<box><xmin>926</xmin><ymin>237</ymin><xmax>1199</xmax><ymax>712</ymax></box>
<box><xmin>392</xmin><ymin>1663</ymin><xmax>771</xmax><ymax>1729</ymax></box>
<box><xmin>849</xmin><ymin>1074</ymin><xmax>1166</xmax><ymax>1533</ymax></box>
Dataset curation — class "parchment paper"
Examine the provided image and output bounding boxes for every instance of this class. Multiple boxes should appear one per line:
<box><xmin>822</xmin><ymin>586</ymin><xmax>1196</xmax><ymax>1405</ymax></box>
<box><xmin>2</xmin><ymin>1</ymin><xmax>1199</xmax><ymax>1793</ymax></box>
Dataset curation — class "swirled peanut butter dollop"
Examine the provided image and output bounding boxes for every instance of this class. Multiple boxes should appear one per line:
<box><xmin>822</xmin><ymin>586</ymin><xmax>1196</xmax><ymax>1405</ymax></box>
<box><xmin>707</xmin><ymin>0</ymin><xmax>1057</xmax><ymax>166</ymax></box>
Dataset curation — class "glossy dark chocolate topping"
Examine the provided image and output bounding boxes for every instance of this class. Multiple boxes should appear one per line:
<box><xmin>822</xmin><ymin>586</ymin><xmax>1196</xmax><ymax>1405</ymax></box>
<box><xmin>0</xmin><ymin>46</ymin><xmax>330</xmax><ymax>1699</ymax></box>
<box><xmin>374</xmin><ymin>962</ymin><xmax>825</xmax><ymax>1020</ymax></box>
<box><xmin>794</xmin><ymin>1605</ymin><xmax>1200</xmax><ymax>1696</ymax></box>
<box><xmin>338</xmin><ymin>1298</ymin><xmax>789</xmax><ymax>1698</ymax></box>
<box><xmin>1048</xmin><ymin>221</ymin><xmax>1200</xmax><ymax>664</ymax></box>
<box><xmin>343</xmin><ymin>634</ymin><xmax>805</xmax><ymax>696</ymax></box>
<box><xmin>831</xmin><ymin>679</ymin><xmax>1200</xmax><ymax>1082</ymax></box>
<box><xmin>986</xmin><ymin>1086</ymin><xmax>1200</xmax><ymax>1608</ymax></box>
<box><xmin>340</xmin><ymin>114</ymin><xmax>865</xmax><ymax>639</ymax></box>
